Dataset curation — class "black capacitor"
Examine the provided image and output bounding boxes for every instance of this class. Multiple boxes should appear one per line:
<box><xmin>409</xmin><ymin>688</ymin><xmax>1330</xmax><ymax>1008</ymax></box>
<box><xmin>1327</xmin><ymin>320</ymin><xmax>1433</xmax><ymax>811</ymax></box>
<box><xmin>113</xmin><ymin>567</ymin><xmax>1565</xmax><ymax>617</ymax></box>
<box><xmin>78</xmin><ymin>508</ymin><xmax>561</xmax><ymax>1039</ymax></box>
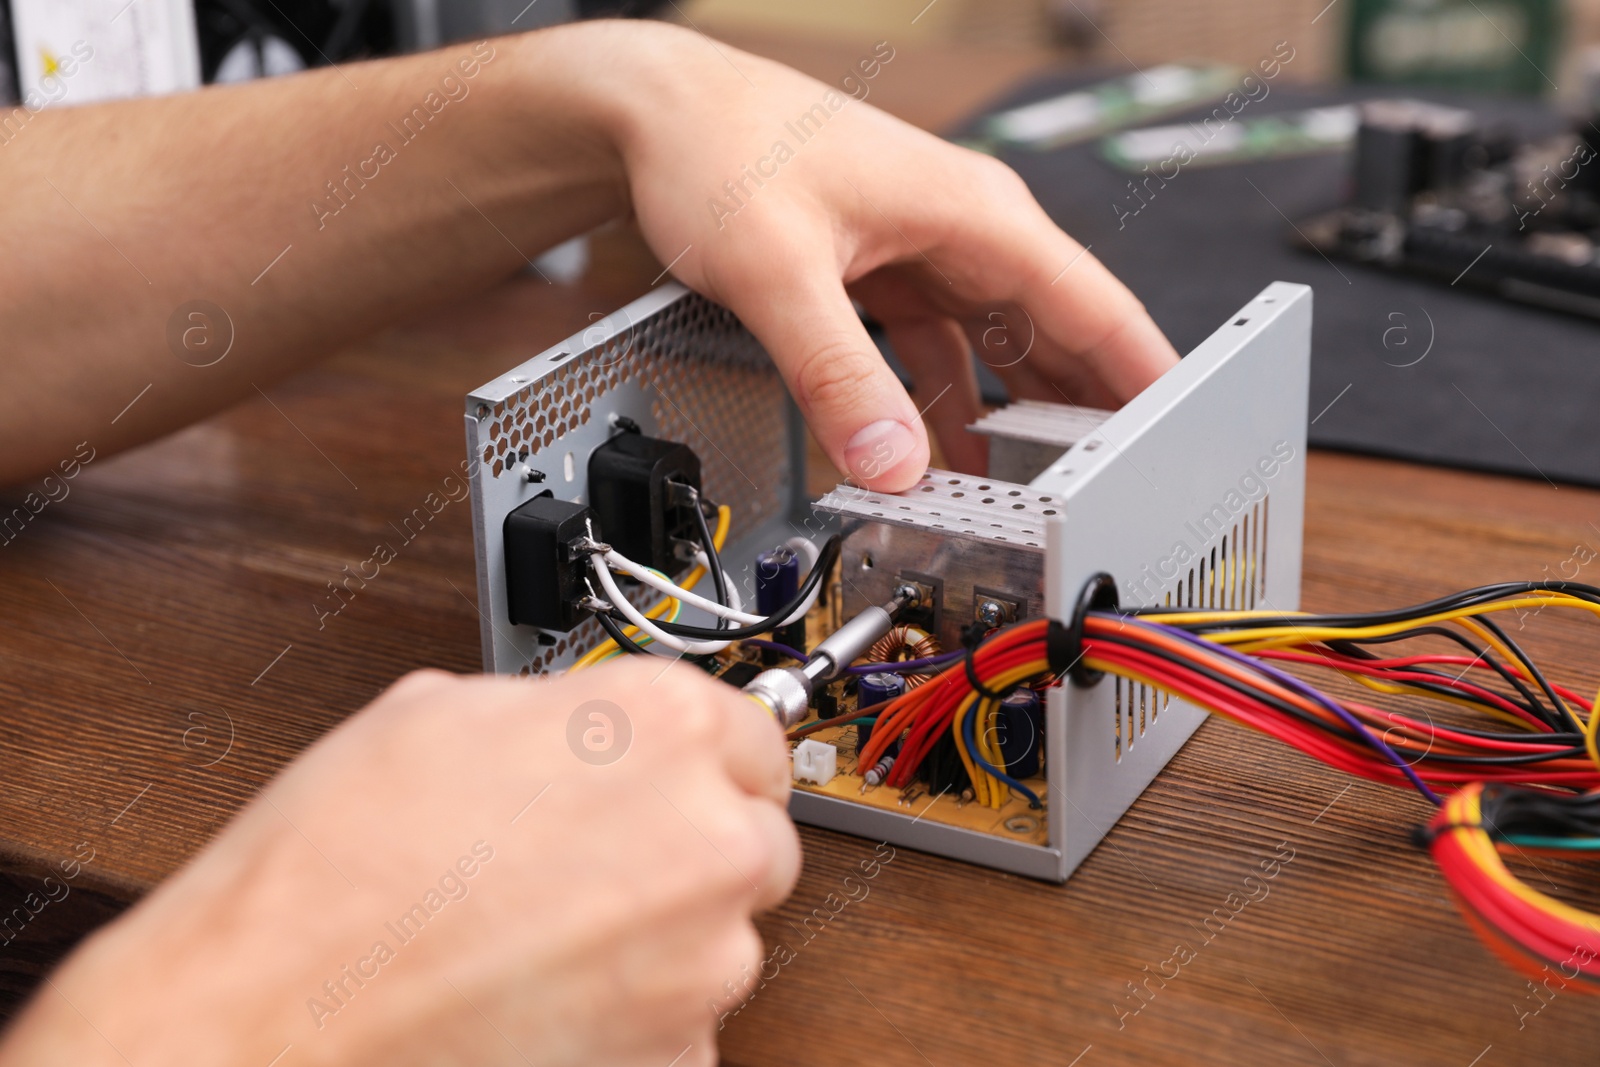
<box><xmin>755</xmin><ymin>547</ymin><xmax>799</xmax><ymax>613</ymax></box>
<box><xmin>856</xmin><ymin>672</ymin><xmax>906</xmax><ymax>755</ymax></box>
<box><xmin>1353</xmin><ymin>118</ymin><xmax>1421</xmax><ymax>214</ymax></box>
<box><xmin>756</xmin><ymin>546</ymin><xmax>808</xmax><ymax>658</ymax></box>
<box><xmin>995</xmin><ymin>688</ymin><xmax>1044</xmax><ymax>779</ymax></box>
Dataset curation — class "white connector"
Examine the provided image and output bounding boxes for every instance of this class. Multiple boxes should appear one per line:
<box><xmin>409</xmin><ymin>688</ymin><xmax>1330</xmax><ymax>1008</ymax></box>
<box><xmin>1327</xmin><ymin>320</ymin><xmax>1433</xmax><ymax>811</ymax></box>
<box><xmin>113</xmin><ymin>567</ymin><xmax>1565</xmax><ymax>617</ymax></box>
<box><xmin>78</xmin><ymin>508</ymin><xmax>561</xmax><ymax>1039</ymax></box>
<box><xmin>792</xmin><ymin>739</ymin><xmax>838</xmax><ymax>786</ymax></box>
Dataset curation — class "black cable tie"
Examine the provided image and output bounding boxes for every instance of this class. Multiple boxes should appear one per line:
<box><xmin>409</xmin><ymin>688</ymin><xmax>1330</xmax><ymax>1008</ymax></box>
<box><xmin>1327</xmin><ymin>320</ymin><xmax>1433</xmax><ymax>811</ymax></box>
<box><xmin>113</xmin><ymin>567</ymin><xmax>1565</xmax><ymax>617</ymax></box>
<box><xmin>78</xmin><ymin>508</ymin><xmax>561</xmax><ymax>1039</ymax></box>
<box><xmin>963</xmin><ymin>647</ymin><xmax>1011</xmax><ymax>702</ymax></box>
<box><xmin>1410</xmin><ymin>821</ymin><xmax>1483</xmax><ymax>848</ymax></box>
<box><xmin>1063</xmin><ymin>572</ymin><xmax>1121</xmax><ymax>688</ymax></box>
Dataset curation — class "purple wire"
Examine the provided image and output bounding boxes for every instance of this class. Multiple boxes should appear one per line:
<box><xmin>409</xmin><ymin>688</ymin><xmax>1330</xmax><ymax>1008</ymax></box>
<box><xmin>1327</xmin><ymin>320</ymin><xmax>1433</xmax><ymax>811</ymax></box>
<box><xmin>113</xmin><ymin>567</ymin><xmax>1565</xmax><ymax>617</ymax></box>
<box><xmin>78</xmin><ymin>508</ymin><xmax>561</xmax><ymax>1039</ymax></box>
<box><xmin>741</xmin><ymin>639</ymin><xmax>808</xmax><ymax>662</ymax></box>
<box><xmin>1140</xmin><ymin>618</ymin><xmax>1444</xmax><ymax>807</ymax></box>
<box><xmin>842</xmin><ymin>651</ymin><xmax>965</xmax><ymax>676</ymax></box>
<box><xmin>739</xmin><ymin>640</ymin><xmax>964</xmax><ymax>677</ymax></box>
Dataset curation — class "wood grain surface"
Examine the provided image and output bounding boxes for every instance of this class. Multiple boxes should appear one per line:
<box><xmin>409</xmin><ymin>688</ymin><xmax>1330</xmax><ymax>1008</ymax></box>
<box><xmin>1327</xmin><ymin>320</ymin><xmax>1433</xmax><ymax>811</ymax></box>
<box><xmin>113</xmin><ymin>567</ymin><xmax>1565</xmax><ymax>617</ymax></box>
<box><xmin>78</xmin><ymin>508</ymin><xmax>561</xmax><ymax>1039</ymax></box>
<box><xmin>2</xmin><ymin>29</ymin><xmax>1597</xmax><ymax>1067</ymax></box>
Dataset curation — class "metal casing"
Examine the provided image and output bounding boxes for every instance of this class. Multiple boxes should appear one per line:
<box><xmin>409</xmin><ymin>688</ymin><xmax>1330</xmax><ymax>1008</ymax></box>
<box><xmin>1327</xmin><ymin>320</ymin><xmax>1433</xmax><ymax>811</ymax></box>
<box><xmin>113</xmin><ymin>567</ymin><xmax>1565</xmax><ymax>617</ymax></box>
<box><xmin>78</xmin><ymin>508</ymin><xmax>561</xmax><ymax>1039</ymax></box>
<box><xmin>968</xmin><ymin>400</ymin><xmax>1111</xmax><ymax>483</ymax></box>
<box><xmin>785</xmin><ymin>281</ymin><xmax>1310</xmax><ymax>881</ymax></box>
<box><xmin>467</xmin><ymin>280</ymin><xmax>1311</xmax><ymax>883</ymax></box>
<box><xmin>1038</xmin><ymin>281</ymin><xmax>1310</xmax><ymax>878</ymax></box>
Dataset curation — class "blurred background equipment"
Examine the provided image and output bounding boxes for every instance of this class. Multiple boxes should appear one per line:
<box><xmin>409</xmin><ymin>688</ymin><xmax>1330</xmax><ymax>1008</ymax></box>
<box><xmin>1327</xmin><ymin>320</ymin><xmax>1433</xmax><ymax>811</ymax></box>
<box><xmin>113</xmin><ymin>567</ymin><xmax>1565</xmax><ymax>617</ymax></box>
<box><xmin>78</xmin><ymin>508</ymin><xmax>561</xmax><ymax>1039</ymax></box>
<box><xmin>1299</xmin><ymin>97</ymin><xmax>1600</xmax><ymax>316</ymax></box>
<box><xmin>196</xmin><ymin>0</ymin><xmax>397</xmax><ymax>84</ymax></box>
<box><xmin>9</xmin><ymin>0</ymin><xmax>202</xmax><ymax>104</ymax></box>
<box><xmin>0</xmin><ymin>0</ymin><xmax>666</xmax><ymax>105</ymax></box>
<box><xmin>1345</xmin><ymin>0</ymin><xmax>1562</xmax><ymax>95</ymax></box>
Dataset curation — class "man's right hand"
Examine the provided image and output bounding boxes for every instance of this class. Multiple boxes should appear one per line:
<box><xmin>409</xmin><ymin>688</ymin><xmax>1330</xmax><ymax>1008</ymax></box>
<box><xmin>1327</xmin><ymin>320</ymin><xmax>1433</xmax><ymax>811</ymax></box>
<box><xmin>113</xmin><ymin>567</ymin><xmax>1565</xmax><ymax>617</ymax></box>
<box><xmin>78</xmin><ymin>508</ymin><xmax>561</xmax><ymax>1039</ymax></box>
<box><xmin>0</xmin><ymin>661</ymin><xmax>799</xmax><ymax>1067</ymax></box>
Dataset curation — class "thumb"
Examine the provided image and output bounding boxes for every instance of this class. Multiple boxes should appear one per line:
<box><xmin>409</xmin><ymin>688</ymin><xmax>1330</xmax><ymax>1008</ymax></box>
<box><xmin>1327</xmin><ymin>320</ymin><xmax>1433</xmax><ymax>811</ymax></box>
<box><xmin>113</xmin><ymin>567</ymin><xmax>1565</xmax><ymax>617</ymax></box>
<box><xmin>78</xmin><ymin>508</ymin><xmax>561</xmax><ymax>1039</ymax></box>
<box><xmin>728</xmin><ymin>264</ymin><xmax>929</xmax><ymax>492</ymax></box>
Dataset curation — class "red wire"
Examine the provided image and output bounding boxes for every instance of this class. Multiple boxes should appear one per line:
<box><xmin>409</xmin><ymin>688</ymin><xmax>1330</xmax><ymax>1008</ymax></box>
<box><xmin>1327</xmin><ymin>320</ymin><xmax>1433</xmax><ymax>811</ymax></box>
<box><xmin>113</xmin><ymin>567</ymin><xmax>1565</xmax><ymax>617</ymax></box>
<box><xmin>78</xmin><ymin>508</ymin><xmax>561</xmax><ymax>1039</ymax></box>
<box><xmin>1256</xmin><ymin>649</ymin><xmax>1556</xmax><ymax>732</ymax></box>
<box><xmin>876</xmin><ymin>613</ymin><xmax>1600</xmax><ymax>979</ymax></box>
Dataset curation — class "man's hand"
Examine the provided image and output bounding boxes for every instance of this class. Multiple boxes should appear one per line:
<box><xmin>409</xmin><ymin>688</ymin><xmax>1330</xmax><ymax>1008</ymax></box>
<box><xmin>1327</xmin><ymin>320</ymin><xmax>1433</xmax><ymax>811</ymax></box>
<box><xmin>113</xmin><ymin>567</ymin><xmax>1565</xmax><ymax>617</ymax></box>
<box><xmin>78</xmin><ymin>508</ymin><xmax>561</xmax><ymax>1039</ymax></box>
<box><xmin>598</xmin><ymin>25</ymin><xmax>1179</xmax><ymax>490</ymax></box>
<box><xmin>0</xmin><ymin>20</ymin><xmax>1176</xmax><ymax>492</ymax></box>
<box><xmin>0</xmin><ymin>662</ymin><xmax>798</xmax><ymax>1067</ymax></box>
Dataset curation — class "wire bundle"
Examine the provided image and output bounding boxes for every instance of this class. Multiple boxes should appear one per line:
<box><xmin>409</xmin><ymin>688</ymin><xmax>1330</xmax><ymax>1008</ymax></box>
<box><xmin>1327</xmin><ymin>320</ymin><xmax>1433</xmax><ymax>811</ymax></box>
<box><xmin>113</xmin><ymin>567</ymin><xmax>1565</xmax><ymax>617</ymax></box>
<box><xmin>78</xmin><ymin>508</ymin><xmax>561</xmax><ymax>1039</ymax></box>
<box><xmin>847</xmin><ymin>580</ymin><xmax>1600</xmax><ymax>980</ymax></box>
<box><xmin>1091</xmin><ymin>585</ymin><xmax>1600</xmax><ymax>982</ymax></box>
<box><xmin>570</xmin><ymin>494</ymin><xmax>836</xmax><ymax>666</ymax></box>
<box><xmin>1080</xmin><ymin>597</ymin><xmax>1600</xmax><ymax>799</ymax></box>
<box><xmin>569</xmin><ymin>504</ymin><xmax>732</xmax><ymax>670</ymax></box>
<box><xmin>851</xmin><ymin>618</ymin><xmax>1057</xmax><ymax>809</ymax></box>
<box><xmin>1427</xmin><ymin>784</ymin><xmax>1600</xmax><ymax>984</ymax></box>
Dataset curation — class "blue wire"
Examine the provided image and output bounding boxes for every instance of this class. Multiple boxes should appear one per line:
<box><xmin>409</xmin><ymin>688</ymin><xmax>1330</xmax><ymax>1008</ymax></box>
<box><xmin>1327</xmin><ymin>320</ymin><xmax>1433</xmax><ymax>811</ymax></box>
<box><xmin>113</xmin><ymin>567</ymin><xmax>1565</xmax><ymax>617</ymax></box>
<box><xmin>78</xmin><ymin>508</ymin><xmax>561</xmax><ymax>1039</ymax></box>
<box><xmin>962</xmin><ymin>697</ymin><xmax>1042</xmax><ymax>809</ymax></box>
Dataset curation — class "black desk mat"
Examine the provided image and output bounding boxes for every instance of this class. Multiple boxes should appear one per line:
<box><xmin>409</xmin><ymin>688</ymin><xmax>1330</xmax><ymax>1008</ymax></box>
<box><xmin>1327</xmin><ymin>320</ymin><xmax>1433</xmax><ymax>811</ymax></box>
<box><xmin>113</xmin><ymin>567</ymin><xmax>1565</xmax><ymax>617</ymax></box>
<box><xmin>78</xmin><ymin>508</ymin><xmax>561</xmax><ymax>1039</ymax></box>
<box><xmin>953</xmin><ymin>70</ymin><xmax>1597</xmax><ymax>487</ymax></box>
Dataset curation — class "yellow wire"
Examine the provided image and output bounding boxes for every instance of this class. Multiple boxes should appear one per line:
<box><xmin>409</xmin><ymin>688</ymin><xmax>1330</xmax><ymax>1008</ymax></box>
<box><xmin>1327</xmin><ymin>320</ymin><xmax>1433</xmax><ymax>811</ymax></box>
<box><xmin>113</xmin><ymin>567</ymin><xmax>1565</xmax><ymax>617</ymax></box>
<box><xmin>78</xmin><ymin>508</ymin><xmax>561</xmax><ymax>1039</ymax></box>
<box><xmin>1453</xmin><ymin>616</ymin><xmax>1524</xmax><ymax>673</ymax></box>
<box><xmin>951</xmin><ymin>695</ymin><xmax>990</xmax><ymax>807</ymax></box>
<box><xmin>568</xmin><ymin>505</ymin><xmax>729</xmax><ymax>671</ymax></box>
<box><xmin>1203</xmin><ymin>595</ymin><xmax>1600</xmax><ymax>652</ymax></box>
<box><xmin>979</xmin><ymin>699</ymin><xmax>1010</xmax><ymax>809</ymax></box>
<box><xmin>1447</xmin><ymin>788</ymin><xmax>1600</xmax><ymax>933</ymax></box>
<box><xmin>953</xmin><ymin>662</ymin><xmax>1050</xmax><ymax>809</ymax></box>
<box><xmin>1586</xmin><ymin>687</ymin><xmax>1600</xmax><ymax>773</ymax></box>
<box><xmin>1337</xmin><ymin>670</ymin><xmax>1541</xmax><ymax>733</ymax></box>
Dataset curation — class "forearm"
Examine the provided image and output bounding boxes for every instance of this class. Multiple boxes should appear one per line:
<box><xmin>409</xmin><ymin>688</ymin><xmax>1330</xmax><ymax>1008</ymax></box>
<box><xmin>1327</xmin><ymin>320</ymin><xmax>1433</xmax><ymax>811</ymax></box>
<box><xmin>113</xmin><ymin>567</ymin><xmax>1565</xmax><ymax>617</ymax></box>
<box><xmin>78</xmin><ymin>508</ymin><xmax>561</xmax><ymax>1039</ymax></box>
<box><xmin>0</xmin><ymin>24</ymin><xmax>633</xmax><ymax>484</ymax></box>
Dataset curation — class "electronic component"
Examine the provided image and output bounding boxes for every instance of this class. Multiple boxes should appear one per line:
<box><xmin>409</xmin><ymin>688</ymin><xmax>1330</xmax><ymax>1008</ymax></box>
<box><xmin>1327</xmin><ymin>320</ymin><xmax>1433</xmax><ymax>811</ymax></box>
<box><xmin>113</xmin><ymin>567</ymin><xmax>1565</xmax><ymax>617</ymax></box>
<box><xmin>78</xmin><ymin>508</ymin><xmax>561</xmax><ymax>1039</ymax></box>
<box><xmin>967</xmin><ymin>400</ymin><xmax>1111</xmax><ymax>484</ymax></box>
<box><xmin>812</xmin><ymin>684</ymin><xmax>838</xmax><ymax>721</ymax></box>
<box><xmin>997</xmin><ymin>689</ymin><xmax>1043</xmax><ymax>779</ymax></box>
<box><xmin>856</xmin><ymin>672</ymin><xmax>906</xmax><ymax>755</ymax></box>
<box><xmin>716</xmin><ymin>660</ymin><xmax>762</xmax><ymax>689</ymax></box>
<box><xmin>467</xmin><ymin>280</ymin><xmax>1310</xmax><ymax>882</ymax></box>
<box><xmin>502</xmin><ymin>494</ymin><xmax>598</xmax><ymax>632</ymax></box>
<box><xmin>815</xmin><ymin>473</ymin><xmax>1047</xmax><ymax>652</ymax></box>
<box><xmin>755</xmin><ymin>547</ymin><xmax>806</xmax><ymax>655</ymax></box>
<box><xmin>792</xmin><ymin>739</ymin><xmax>838</xmax><ymax>786</ymax></box>
<box><xmin>586</xmin><ymin>430</ymin><xmax>703</xmax><ymax>577</ymax></box>
<box><xmin>863</xmin><ymin>754</ymin><xmax>895</xmax><ymax>787</ymax></box>
<box><xmin>866</xmin><ymin>625</ymin><xmax>940</xmax><ymax>669</ymax></box>
<box><xmin>1299</xmin><ymin>98</ymin><xmax>1600</xmax><ymax>317</ymax></box>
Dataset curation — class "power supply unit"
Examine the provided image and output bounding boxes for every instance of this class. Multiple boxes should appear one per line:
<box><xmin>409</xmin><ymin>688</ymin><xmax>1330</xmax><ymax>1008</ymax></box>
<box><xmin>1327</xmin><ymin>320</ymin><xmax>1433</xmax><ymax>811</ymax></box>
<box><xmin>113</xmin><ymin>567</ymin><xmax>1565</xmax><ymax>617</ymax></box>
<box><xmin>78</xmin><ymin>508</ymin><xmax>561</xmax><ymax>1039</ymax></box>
<box><xmin>466</xmin><ymin>280</ymin><xmax>1310</xmax><ymax>881</ymax></box>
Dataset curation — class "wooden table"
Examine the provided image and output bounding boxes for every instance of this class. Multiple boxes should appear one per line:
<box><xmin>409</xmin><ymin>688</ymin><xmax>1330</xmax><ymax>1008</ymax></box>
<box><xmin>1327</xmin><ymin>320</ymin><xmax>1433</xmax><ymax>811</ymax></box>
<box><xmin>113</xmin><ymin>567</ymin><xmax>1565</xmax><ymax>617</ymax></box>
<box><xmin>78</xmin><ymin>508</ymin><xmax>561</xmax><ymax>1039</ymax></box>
<box><xmin>4</xmin><ymin>28</ymin><xmax>1599</xmax><ymax>1067</ymax></box>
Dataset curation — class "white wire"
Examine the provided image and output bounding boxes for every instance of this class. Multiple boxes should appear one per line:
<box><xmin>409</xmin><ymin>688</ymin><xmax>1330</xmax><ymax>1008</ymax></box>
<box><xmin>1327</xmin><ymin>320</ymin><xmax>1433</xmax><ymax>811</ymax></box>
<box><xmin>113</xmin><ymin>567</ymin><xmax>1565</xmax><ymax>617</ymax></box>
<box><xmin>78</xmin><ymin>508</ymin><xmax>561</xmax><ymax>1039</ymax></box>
<box><xmin>602</xmin><ymin>549</ymin><xmax>762</xmax><ymax>624</ymax></box>
<box><xmin>784</xmin><ymin>535</ymin><xmax>821</xmax><ymax>573</ymax></box>
<box><xmin>776</xmin><ymin>537</ymin><xmax>824</xmax><ymax>626</ymax></box>
<box><xmin>588</xmin><ymin>554</ymin><xmax>732</xmax><ymax>656</ymax></box>
<box><xmin>691</xmin><ymin>550</ymin><xmax>743</xmax><ymax>615</ymax></box>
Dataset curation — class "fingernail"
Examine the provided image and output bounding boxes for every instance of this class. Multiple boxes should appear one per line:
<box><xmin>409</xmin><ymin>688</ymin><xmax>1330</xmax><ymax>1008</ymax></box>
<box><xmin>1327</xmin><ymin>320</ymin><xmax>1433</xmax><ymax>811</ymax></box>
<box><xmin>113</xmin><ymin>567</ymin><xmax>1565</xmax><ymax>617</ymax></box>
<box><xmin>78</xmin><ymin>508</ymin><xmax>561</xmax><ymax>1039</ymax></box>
<box><xmin>844</xmin><ymin>419</ymin><xmax>918</xmax><ymax>485</ymax></box>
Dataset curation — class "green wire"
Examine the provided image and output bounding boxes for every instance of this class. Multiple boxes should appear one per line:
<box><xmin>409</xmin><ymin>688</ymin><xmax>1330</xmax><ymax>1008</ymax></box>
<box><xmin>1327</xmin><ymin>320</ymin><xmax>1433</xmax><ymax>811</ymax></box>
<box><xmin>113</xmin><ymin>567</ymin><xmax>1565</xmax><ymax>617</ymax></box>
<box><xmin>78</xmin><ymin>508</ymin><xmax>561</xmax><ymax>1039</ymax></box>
<box><xmin>1501</xmin><ymin>835</ymin><xmax>1600</xmax><ymax>851</ymax></box>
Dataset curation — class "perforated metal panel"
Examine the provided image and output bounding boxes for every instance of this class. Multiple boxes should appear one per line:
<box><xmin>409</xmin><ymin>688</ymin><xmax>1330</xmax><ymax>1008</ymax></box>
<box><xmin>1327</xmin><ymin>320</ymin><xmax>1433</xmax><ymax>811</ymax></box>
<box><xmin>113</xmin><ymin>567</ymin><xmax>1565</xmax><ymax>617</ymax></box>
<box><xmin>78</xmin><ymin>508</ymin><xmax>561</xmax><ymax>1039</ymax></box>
<box><xmin>465</xmin><ymin>283</ymin><xmax>808</xmax><ymax>675</ymax></box>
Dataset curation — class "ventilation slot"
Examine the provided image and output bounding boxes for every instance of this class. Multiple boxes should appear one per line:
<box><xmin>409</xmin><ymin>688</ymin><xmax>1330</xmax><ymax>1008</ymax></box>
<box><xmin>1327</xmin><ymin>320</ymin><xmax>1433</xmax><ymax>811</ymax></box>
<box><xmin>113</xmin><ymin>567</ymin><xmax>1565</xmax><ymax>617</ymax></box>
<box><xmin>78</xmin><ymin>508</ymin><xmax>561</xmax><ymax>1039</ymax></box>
<box><xmin>1114</xmin><ymin>677</ymin><xmax>1124</xmax><ymax>761</ymax></box>
<box><xmin>1111</xmin><ymin>494</ymin><xmax>1272</xmax><ymax>762</ymax></box>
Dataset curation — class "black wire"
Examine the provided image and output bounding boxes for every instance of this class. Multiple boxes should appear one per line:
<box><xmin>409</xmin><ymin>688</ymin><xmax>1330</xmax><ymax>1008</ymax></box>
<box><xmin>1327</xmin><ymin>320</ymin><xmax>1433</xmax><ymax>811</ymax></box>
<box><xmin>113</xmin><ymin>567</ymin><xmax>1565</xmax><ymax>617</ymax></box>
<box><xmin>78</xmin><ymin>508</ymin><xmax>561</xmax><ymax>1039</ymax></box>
<box><xmin>1090</xmin><ymin>627</ymin><xmax>1367</xmax><ymax>744</ymax></box>
<box><xmin>596</xmin><ymin>611</ymin><xmax>652</xmax><ymax>656</ymax></box>
<box><xmin>1473</xmin><ymin>613</ymin><xmax>1583</xmax><ymax>734</ymax></box>
<box><xmin>1130</xmin><ymin>581</ymin><xmax>1600</xmax><ymax>634</ymax></box>
<box><xmin>1324</xmin><ymin>626</ymin><xmax>1551</xmax><ymax>727</ymax></box>
<box><xmin>1118</xmin><ymin>582</ymin><xmax>1600</xmax><ymax>735</ymax></box>
<box><xmin>685</xmin><ymin>487</ymin><xmax>730</xmax><ymax>631</ymax></box>
<box><xmin>654</xmin><ymin>536</ymin><xmax>841</xmax><ymax>641</ymax></box>
<box><xmin>1090</xmin><ymin>623</ymin><xmax>1588</xmax><ymax>767</ymax></box>
<box><xmin>1479</xmin><ymin>784</ymin><xmax>1600</xmax><ymax>840</ymax></box>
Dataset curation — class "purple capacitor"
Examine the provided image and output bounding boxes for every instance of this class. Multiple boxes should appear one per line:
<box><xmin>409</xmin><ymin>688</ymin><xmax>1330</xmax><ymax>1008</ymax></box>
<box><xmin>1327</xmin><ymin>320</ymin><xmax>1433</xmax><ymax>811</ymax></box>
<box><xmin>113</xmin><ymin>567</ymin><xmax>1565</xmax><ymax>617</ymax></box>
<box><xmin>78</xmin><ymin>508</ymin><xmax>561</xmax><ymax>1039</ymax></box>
<box><xmin>755</xmin><ymin>546</ymin><xmax>799</xmax><ymax>615</ymax></box>
<box><xmin>997</xmin><ymin>688</ymin><xmax>1043</xmax><ymax>779</ymax></box>
<box><xmin>856</xmin><ymin>672</ymin><xmax>906</xmax><ymax>755</ymax></box>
